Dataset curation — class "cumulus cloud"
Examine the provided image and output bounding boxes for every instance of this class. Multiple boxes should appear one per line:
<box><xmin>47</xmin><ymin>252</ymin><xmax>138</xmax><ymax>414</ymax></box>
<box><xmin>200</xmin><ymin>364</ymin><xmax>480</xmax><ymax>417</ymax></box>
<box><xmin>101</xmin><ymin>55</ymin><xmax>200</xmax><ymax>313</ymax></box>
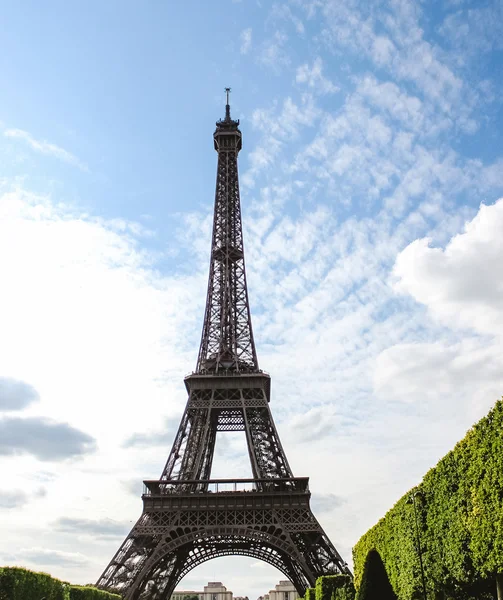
<box><xmin>0</xmin><ymin>377</ymin><xmax>39</xmax><ymax>410</ymax></box>
<box><xmin>0</xmin><ymin>417</ymin><xmax>96</xmax><ymax>461</ymax></box>
<box><xmin>393</xmin><ymin>199</ymin><xmax>503</xmax><ymax>336</ymax></box>
<box><xmin>374</xmin><ymin>340</ymin><xmax>503</xmax><ymax>414</ymax></box>
<box><xmin>4</xmin><ymin>128</ymin><xmax>88</xmax><ymax>171</ymax></box>
<box><xmin>372</xmin><ymin>200</ymin><xmax>503</xmax><ymax>440</ymax></box>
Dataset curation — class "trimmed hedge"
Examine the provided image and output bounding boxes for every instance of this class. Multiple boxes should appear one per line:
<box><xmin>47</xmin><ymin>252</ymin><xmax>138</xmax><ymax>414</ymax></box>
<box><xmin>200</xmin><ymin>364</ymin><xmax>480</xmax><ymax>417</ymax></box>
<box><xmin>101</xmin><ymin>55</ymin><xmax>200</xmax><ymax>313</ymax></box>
<box><xmin>0</xmin><ymin>567</ymin><xmax>66</xmax><ymax>600</ymax></box>
<box><xmin>0</xmin><ymin>567</ymin><xmax>121</xmax><ymax>600</ymax></box>
<box><xmin>69</xmin><ymin>585</ymin><xmax>121</xmax><ymax>600</ymax></box>
<box><xmin>353</xmin><ymin>399</ymin><xmax>503</xmax><ymax>600</ymax></box>
<box><xmin>305</xmin><ymin>587</ymin><xmax>317</xmax><ymax>600</ymax></box>
<box><xmin>316</xmin><ymin>575</ymin><xmax>355</xmax><ymax>600</ymax></box>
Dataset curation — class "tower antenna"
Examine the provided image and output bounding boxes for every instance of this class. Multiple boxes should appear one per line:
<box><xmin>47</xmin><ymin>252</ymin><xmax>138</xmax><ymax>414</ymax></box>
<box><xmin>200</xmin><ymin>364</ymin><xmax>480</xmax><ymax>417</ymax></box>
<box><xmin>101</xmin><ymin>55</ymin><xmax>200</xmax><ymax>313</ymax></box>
<box><xmin>225</xmin><ymin>87</ymin><xmax>231</xmax><ymax>120</ymax></box>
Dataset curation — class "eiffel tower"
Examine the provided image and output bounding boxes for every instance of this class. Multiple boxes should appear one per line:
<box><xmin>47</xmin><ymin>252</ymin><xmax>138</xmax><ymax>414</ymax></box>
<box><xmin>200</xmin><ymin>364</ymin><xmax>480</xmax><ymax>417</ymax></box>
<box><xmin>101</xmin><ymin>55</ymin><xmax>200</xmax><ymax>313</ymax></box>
<box><xmin>97</xmin><ymin>90</ymin><xmax>350</xmax><ymax>600</ymax></box>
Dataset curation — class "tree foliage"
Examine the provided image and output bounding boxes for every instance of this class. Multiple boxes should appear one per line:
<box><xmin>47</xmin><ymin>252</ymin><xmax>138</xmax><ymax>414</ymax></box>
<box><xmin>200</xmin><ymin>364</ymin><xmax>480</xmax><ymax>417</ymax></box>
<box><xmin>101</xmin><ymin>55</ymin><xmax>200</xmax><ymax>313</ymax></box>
<box><xmin>353</xmin><ymin>399</ymin><xmax>503</xmax><ymax>600</ymax></box>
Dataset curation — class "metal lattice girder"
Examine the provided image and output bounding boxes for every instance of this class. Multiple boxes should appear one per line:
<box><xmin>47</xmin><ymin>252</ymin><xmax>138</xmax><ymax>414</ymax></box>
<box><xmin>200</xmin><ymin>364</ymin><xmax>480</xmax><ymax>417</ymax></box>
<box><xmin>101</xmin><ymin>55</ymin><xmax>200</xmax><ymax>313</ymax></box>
<box><xmin>160</xmin><ymin>376</ymin><xmax>291</xmax><ymax>483</ymax></box>
<box><xmin>97</xmin><ymin>97</ymin><xmax>351</xmax><ymax>599</ymax></box>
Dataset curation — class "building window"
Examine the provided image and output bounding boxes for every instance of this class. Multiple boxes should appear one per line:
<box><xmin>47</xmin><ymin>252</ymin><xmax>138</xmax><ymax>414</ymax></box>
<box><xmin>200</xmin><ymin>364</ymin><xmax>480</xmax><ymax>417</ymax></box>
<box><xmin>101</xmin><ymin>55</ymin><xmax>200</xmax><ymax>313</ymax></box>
<box><xmin>284</xmin><ymin>592</ymin><xmax>289</xmax><ymax>600</ymax></box>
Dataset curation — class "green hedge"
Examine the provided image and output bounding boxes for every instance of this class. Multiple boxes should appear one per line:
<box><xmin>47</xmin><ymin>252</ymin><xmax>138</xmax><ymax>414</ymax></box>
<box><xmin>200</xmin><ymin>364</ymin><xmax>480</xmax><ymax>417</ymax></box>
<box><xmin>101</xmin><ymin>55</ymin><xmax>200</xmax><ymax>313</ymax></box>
<box><xmin>305</xmin><ymin>587</ymin><xmax>317</xmax><ymax>600</ymax></box>
<box><xmin>315</xmin><ymin>575</ymin><xmax>355</xmax><ymax>600</ymax></box>
<box><xmin>0</xmin><ymin>567</ymin><xmax>121</xmax><ymax>600</ymax></box>
<box><xmin>69</xmin><ymin>585</ymin><xmax>121</xmax><ymax>600</ymax></box>
<box><xmin>0</xmin><ymin>567</ymin><xmax>66</xmax><ymax>600</ymax></box>
<box><xmin>353</xmin><ymin>399</ymin><xmax>503</xmax><ymax>600</ymax></box>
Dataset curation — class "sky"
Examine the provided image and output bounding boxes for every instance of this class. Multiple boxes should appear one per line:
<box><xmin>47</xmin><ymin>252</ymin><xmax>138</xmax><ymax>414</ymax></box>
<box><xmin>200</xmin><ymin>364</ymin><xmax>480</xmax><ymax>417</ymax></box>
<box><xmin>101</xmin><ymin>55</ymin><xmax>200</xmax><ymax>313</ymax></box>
<box><xmin>0</xmin><ymin>0</ymin><xmax>502</xmax><ymax>598</ymax></box>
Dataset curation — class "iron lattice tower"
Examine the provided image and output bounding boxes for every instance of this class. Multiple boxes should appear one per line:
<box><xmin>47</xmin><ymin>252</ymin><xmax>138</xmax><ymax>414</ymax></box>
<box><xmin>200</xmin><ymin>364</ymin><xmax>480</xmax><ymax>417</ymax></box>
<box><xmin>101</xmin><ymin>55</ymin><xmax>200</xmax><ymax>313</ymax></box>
<box><xmin>97</xmin><ymin>91</ymin><xmax>350</xmax><ymax>600</ymax></box>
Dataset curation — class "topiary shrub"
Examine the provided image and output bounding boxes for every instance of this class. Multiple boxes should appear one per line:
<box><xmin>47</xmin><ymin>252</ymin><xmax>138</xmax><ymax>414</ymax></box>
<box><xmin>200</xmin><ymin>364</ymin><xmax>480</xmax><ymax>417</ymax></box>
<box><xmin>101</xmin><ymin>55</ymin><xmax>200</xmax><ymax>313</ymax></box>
<box><xmin>356</xmin><ymin>550</ymin><xmax>396</xmax><ymax>600</ymax></box>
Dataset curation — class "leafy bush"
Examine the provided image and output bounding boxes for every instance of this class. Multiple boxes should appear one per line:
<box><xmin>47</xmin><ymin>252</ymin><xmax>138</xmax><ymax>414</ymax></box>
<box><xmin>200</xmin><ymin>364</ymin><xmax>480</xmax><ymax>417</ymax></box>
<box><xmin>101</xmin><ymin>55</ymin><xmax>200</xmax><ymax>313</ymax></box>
<box><xmin>353</xmin><ymin>399</ymin><xmax>503</xmax><ymax>600</ymax></box>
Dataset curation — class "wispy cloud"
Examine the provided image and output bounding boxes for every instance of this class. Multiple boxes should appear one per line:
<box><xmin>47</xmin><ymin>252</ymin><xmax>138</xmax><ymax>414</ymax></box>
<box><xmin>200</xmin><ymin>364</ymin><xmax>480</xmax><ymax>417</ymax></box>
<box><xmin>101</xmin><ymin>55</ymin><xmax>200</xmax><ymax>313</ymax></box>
<box><xmin>269</xmin><ymin>4</ymin><xmax>305</xmax><ymax>35</ymax></box>
<box><xmin>257</xmin><ymin>31</ymin><xmax>291</xmax><ymax>73</ymax></box>
<box><xmin>296</xmin><ymin>58</ymin><xmax>339</xmax><ymax>94</ymax></box>
<box><xmin>5</xmin><ymin>547</ymin><xmax>89</xmax><ymax>567</ymax></box>
<box><xmin>240</xmin><ymin>27</ymin><xmax>252</xmax><ymax>54</ymax></box>
<box><xmin>4</xmin><ymin>128</ymin><xmax>89</xmax><ymax>171</ymax></box>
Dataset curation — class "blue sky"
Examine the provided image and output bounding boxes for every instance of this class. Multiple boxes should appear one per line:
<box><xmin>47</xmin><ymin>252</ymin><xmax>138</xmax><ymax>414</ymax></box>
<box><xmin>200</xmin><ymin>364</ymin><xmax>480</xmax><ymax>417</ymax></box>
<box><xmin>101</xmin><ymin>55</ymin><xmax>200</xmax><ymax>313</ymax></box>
<box><xmin>0</xmin><ymin>0</ymin><xmax>503</xmax><ymax>598</ymax></box>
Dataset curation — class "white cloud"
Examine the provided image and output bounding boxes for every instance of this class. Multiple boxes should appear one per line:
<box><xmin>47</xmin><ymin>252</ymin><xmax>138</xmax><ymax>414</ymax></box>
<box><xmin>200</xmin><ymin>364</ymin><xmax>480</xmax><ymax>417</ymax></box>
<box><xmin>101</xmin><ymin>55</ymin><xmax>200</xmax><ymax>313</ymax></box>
<box><xmin>4</xmin><ymin>547</ymin><xmax>89</xmax><ymax>568</ymax></box>
<box><xmin>240</xmin><ymin>28</ymin><xmax>252</xmax><ymax>54</ymax></box>
<box><xmin>393</xmin><ymin>199</ymin><xmax>503</xmax><ymax>336</ymax></box>
<box><xmin>310</xmin><ymin>0</ymin><xmax>479</xmax><ymax>130</ymax></box>
<box><xmin>296</xmin><ymin>58</ymin><xmax>339</xmax><ymax>94</ymax></box>
<box><xmin>356</xmin><ymin>75</ymin><xmax>424</xmax><ymax>133</ymax></box>
<box><xmin>439</xmin><ymin>4</ymin><xmax>503</xmax><ymax>59</ymax></box>
<box><xmin>4</xmin><ymin>128</ymin><xmax>88</xmax><ymax>171</ymax></box>
<box><xmin>257</xmin><ymin>31</ymin><xmax>290</xmax><ymax>72</ymax></box>
<box><xmin>242</xmin><ymin>95</ymin><xmax>320</xmax><ymax>188</ymax></box>
<box><xmin>269</xmin><ymin>4</ymin><xmax>306</xmax><ymax>35</ymax></box>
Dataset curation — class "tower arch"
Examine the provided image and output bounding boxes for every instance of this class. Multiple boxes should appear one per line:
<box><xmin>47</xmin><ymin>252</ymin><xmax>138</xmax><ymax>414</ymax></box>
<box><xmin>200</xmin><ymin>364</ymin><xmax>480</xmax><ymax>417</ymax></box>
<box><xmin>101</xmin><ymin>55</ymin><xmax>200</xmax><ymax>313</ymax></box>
<box><xmin>126</xmin><ymin>528</ymin><xmax>312</xmax><ymax>600</ymax></box>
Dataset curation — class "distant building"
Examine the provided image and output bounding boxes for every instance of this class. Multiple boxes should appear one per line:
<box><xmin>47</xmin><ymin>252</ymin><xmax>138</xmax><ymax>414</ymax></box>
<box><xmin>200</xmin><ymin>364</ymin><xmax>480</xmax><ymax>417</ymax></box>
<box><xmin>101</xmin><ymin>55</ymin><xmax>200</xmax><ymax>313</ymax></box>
<box><xmin>171</xmin><ymin>581</ymin><xmax>233</xmax><ymax>600</ymax></box>
<box><xmin>264</xmin><ymin>580</ymin><xmax>299</xmax><ymax>600</ymax></box>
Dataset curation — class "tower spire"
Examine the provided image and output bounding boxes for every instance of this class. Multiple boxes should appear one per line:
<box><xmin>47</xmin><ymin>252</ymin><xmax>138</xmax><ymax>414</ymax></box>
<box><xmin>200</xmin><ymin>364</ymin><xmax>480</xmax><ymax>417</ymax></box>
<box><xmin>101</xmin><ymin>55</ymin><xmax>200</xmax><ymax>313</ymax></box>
<box><xmin>225</xmin><ymin>86</ymin><xmax>231</xmax><ymax>121</ymax></box>
<box><xmin>196</xmin><ymin>87</ymin><xmax>257</xmax><ymax>374</ymax></box>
